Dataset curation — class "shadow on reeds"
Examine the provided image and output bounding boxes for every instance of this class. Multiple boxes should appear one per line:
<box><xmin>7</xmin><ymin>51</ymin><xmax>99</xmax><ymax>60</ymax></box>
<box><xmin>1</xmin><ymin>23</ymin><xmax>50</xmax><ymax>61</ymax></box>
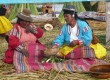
<box><xmin>97</xmin><ymin>35</ymin><xmax>106</xmax><ymax>45</ymax></box>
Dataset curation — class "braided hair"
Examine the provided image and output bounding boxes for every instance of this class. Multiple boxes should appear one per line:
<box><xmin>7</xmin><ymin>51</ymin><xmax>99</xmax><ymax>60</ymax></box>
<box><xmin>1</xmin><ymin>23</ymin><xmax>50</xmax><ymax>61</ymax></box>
<box><xmin>74</xmin><ymin>12</ymin><xmax>90</xmax><ymax>25</ymax></box>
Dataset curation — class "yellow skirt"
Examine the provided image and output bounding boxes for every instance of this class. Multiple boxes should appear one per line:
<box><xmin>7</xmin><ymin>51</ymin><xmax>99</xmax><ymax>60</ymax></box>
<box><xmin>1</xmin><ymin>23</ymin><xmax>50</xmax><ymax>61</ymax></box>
<box><xmin>90</xmin><ymin>43</ymin><xmax>107</xmax><ymax>59</ymax></box>
<box><xmin>0</xmin><ymin>16</ymin><xmax>13</xmax><ymax>34</ymax></box>
<box><xmin>58</xmin><ymin>43</ymin><xmax>107</xmax><ymax>59</ymax></box>
<box><xmin>58</xmin><ymin>45</ymin><xmax>78</xmax><ymax>57</ymax></box>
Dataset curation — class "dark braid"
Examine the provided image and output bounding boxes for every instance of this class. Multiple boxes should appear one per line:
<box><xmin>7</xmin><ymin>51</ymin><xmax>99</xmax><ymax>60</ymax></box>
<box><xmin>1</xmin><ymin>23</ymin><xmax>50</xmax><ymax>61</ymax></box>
<box><xmin>74</xmin><ymin>12</ymin><xmax>89</xmax><ymax>25</ymax></box>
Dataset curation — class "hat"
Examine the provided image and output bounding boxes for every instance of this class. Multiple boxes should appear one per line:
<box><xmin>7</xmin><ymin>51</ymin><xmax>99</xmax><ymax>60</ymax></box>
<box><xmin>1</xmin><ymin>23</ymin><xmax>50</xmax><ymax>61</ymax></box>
<box><xmin>44</xmin><ymin>23</ymin><xmax>53</xmax><ymax>31</ymax></box>
<box><xmin>17</xmin><ymin>8</ymin><xmax>33</xmax><ymax>22</ymax></box>
<box><xmin>63</xmin><ymin>5</ymin><xmax>77</xmax><ymax>14</ymax></box>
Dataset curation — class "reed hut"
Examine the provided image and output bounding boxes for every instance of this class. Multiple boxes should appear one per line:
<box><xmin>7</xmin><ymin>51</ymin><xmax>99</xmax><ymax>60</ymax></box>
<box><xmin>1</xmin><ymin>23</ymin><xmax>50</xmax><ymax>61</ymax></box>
<box><xmin>97</xmin><ymin>1</ymin><xmax>106</xmax><ymax>12</ymax></box>
<box><xmin>42</xmin><ymin>4</ymin><xmax>52</xmax><ymax>14</ymax></box>
<box><xmin>90</xmin><ymin>1</ymin><xmax>106</xmax><ymax>12</ymax></box>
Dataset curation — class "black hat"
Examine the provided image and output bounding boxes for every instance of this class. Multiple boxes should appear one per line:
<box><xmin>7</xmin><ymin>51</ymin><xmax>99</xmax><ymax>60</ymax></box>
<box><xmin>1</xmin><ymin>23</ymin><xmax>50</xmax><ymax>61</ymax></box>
<box><xmin>63</xmin><ymin>5</ymin><xmax>77</xmax><ymax>15</ymax></box>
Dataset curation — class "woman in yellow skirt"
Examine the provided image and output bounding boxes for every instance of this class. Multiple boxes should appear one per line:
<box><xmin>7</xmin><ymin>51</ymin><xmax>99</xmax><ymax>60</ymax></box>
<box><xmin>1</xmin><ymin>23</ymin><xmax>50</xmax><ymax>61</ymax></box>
<box><xmin>0</xmin><ymin>4</ymin><xmax>13</xmax><ymax>41</ymax></box>
<box><xmin>44</xmin><ymin>5</ymin><xmax>107</xmax><ymax>73</ymax></box>
<box><xmin>57</xmin><ymin>31</ymin><xmax>107</xmax><ymax>59</ymax></box>
<box><xmin>44</xmin><ymin>5</ymin><xmax>107</xmax><ymax>60</ymax></box>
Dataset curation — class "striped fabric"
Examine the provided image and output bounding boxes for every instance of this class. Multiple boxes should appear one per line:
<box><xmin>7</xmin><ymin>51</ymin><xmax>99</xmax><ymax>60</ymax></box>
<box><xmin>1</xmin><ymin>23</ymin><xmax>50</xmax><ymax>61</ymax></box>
<box><xmin>13</xmin><ymin>42</ymin><xmax>52</xmax><ymax>73</ymax></box>
<box><xmin>52</xmin><ymin>45</ymin><xmax>108</xmax><ymax>73</ymax></box>
<box><xmin>64</xmin><ymin>46</ymin><xmax>96</xmax><ymax>59</ymax></box>
<box><xmin>53</xmin><ymin>59</ymin><xmax>108</xmax><ymax>73</ymax></box>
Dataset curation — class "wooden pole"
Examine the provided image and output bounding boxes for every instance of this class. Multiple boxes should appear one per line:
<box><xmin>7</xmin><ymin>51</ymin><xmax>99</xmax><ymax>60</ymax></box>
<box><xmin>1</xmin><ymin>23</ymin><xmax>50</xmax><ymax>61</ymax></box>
<box><xmin>106</xmin><ymin>1</ymin><xmax>110</xmax><ymax>47</ymax></box>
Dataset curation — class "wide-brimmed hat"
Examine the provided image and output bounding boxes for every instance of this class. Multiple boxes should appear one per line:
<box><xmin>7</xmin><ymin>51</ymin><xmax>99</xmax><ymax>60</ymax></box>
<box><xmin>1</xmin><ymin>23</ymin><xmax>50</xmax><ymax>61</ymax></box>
<box><xmin>63</xmin><ymin>5</ymin><xmax>77</xmax><ymax>14</ymax></box>
<box><xmin>44</xmin><ymin>23</ymin><xmax>53</xmax><ymax>31</ymax></box>
<box><xmin>17</xmin><ymin>8</ymin><xmax>33</xmax><ymax>22</ymax></box>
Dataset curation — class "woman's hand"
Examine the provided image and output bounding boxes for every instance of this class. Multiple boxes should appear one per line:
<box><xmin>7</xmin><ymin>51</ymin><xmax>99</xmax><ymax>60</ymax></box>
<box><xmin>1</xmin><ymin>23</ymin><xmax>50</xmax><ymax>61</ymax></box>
<box><xmin>44</xmin><ymin>48</ymin><xmax>59</xmax><ymax>56</ymax></box>
<box><xmin>25</xmin><ymin>26</ymin><xmax>37</xmax><ymax>34</ymax></box>
<box><xmin>68</xmin><ymin>40</ymin><xmax>78</xmax><ymax>47</ymax></box>
<box><xmin>52</xmin><ymin>44</ymin><xmax>58</xmax><ymax>48</ymax></box>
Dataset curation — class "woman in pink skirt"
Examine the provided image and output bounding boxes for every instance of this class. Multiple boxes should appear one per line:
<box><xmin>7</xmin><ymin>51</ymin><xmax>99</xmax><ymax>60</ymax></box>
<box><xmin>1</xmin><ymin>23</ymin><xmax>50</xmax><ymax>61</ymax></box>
<box><xmin>3</xmin><ymin>8</ymin><xmax>52</xmax><ymax>73</ymax></box>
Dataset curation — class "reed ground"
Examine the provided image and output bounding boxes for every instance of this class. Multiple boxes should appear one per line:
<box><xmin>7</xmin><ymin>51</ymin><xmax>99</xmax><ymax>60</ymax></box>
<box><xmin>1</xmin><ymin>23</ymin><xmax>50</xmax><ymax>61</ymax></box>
<box><xmin>0</xmin><ymin>20</ymin><xmax>110</xmax><ymax>80</ymax></box>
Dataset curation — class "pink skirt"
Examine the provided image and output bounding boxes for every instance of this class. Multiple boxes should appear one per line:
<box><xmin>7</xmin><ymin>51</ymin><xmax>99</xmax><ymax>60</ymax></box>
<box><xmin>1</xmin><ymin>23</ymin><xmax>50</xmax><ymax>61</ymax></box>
<box><xmin>13</xmin><ymin>41</ymin><xmax>52</xmax><ymax>73</ymax></box>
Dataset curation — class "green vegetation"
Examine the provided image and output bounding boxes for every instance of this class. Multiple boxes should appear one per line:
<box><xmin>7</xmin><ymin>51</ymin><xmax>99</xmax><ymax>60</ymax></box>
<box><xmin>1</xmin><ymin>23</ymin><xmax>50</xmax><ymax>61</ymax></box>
<box><xmin>97</xmin><ymin>35</ymin><xmax>106</xmax><ymax>45</ymax></box>
<box><xmin>8</xmin><ymin>4</ymin><xmax>38</xmax><ymax>21</ymax></box>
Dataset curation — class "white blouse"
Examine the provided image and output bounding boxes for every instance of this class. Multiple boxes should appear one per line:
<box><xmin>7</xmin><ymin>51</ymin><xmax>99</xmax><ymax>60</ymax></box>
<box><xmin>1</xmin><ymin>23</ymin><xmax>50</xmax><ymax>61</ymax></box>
<box><xmin>69</xmin><ymin>24</ymin><xmax>78</xmax><ymax>42</ymax></box>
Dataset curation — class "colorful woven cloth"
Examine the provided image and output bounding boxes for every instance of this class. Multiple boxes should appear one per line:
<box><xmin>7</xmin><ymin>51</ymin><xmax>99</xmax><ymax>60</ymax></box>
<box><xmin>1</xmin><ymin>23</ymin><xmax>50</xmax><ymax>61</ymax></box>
<box><xmin>14</xmin><ymin>42</ymin><xmax>52</xmax><ymax>73</ymax></box>
<box><xmin>53</xmin><ymin>59</ymin><xmax>108</xmax><ymax>72</ymax></box>
<box><xmin>13</xmin><ymin>27</ymin><xmax>52</xmax><ymax>73</ymax></box>
<box><xmin>52</xmin><ymin>45</ymin><xmax>107</xmax><ymax>73</ymax></box>
<box><xmin>58</xmin><ymin>45</ymin><xmax>96</xmax><ymax>59</ymax></box>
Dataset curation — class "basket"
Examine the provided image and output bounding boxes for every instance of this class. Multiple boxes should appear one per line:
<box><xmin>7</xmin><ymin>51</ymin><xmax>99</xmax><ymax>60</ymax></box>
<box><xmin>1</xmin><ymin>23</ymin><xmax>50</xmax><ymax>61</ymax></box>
<box><xmin>89</xmin><ymin>64</ymin><xmax>110</xmax><ymax>79</ymax></box>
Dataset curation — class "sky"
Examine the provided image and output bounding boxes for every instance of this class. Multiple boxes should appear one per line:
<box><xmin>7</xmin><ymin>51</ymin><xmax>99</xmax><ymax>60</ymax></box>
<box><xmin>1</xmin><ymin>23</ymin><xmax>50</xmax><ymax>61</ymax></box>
<box><xmin>0</xmin><ymin>0</ymin><xmax>106</xmax><ymax>4</ymax></box>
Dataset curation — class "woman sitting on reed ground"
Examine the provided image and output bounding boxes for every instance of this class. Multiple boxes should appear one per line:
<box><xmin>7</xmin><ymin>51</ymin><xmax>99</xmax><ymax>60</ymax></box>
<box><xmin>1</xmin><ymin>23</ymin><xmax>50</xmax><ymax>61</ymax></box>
<box><xmin>3</xmin><ymin>5</ymin><xmax>108</xmax><ymax>73</ymax></box>
<box><xmin>44</xmin><ymin>5</ymin><xmax>107</xmax><ymax>73</ymax></box>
